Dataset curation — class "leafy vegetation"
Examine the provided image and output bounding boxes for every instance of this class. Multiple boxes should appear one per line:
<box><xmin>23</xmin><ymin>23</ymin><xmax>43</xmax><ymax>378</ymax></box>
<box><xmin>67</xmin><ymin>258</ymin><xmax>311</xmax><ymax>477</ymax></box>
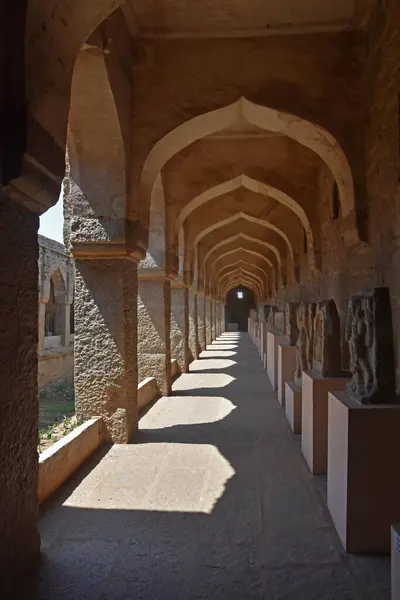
<box><xmin>38</xmin><ymin>378</ymin><xmax>76</xmax><ymax>453</ymax></box>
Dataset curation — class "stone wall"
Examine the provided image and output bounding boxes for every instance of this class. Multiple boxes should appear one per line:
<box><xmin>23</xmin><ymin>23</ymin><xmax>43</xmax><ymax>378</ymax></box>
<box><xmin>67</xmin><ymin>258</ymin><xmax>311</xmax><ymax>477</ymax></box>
<box><xmin>38</xmin><ymin>235</ymin><xmax>75</xmax><ymax>387</ymax></box>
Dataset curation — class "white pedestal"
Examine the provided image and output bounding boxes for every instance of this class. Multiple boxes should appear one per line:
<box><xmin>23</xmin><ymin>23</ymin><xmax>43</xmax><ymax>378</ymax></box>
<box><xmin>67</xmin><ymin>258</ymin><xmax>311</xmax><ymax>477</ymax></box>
<box><xmin>277</xmin><ymin>345</ymin><xmax>296</xmax><ymax>407</ymax></box>
<box><xmin>266</xmin><ymin>332</ymin><xmax>288</xmax><ymax>391</ymax></box>
<box><xmin>285</xmin><ymin>381</ymin><xmax>302</xmax><ymax>433</ymax></box>
<box><xmin>301</xmin><ymin>371</ymin><xmax>349</xmax><ymax>475</ymax></box>
<box><xmin>328</xmin><ymin>391</ymin><xmax>400</xmax><ymax>553</ymax></box>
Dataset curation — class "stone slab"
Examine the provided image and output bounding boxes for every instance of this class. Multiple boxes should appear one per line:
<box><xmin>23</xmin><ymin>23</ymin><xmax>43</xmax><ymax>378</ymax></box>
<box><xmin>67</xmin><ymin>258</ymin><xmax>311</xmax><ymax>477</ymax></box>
<box><xmin>285</xmin><ymin>381</ymin><xmax>302</xmax><ymax>433</ymax></box>
<box><xmin>328</xmin><ymin>391</ymin><xmax>400</xmax><ymax>553</ymax></box>
<box><xmin>301</xmin><ymin>371</ymin><xmax>349</xmax><ymax>475</ymax></box>
<box><xmin>277</xmin><ymin>344</ymin><xmax>296</xmax><ymax>407</ymax></box>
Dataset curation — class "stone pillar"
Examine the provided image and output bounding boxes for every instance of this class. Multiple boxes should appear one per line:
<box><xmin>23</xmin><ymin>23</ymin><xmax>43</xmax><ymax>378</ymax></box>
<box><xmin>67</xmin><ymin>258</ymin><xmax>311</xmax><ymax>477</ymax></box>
<box><xmin>54</xmin><ymin>298</ymin><xmax>69</xmax><ymax>346</ymax></box>
<box><xmin>206</xmin><ymin>298</ymin><xmax>213</xmax><ymax>346</ymax></box>
<box><xmin>171</xmin><ymin>282</ymin><xmax>189</xmax><ymax>373</ymax></box>
<box><xmin>213</xmin><ymin>299</ymin><xmax>217</xmax><ymax>340</ymax></box>
<box><xmin>0</xmin><ymin>196</ymin><xmax>40</xmax><ymax>582</ymax></box>
<box><xmin>38</xmin><ymin>301</ymin><xmax>46</xmax><ymax>351</ymax></box>
<box><xmin>138</xmin><ymin>278</ymin><xmax>171</xmax><ymax>396</ymax></box>
<box><xmin>188</xmin><ymin>291</ymin><xmax>198</xmax><ymax>362</ymax></box>
<box><xmin>197</xmin><ymin>295</ymin><xmax>206</xmax><ymax>355</ymax></box>
<box><xmin>75</xmin><ymin>258</ymin><xmax>138</xmax><ymax>443</ymax></box>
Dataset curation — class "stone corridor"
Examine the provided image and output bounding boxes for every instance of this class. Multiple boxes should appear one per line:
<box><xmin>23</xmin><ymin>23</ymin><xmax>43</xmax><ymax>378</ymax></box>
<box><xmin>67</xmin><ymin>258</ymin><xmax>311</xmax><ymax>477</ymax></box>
<box><xmin>36</xmin><ymin>333</ymin><xmax>390</xmax><ymax>600</ymax></box>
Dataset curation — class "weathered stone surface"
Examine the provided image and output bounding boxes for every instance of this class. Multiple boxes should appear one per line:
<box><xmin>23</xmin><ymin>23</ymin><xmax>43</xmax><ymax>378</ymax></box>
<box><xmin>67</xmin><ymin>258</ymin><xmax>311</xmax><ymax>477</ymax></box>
<box><xmin>285</xmin><ymin>302</ymin><xmax>300</xmax><ymax>346</ymax></box>
<box><xmin>138</xmin><ymin>278</ymin><xmax>172</xmax><ymax>396</ymax></box>
<box><xmin>188</xmin><ymin>292</ymin><xmax>197</xmax><ymax>361</ymax></box>
<box><xmin>295</xmin><ymin>302</ymin><xmax>316</xmax><ymax>384</ymax></box>
<box><xmin>197</xmin><ymin>296</ymin><xmax>206</xmax><ymax>354</ymax></box>
<box><xmin>75</xmin><ymin>258</ymin><xmax>138</xmax><ymax>442</ymax></box>
<box><xmin>313</xmin><ymin>299</ymin><xmax>342</xmax><ymax>377</ymax></box>
<box><xmin>345</xmin><ymin>288</ymin><xmax>396</xmax><ymax>404</ymax></box>
<box><xmin>0</xmin><ymin>194</ymin><xmax>40</xmax><ymax>583</ymax></box>
<box><xmin>171</xmin><ymin>285</ymin><xmax>188</xmax><ymax>373</ymax></box>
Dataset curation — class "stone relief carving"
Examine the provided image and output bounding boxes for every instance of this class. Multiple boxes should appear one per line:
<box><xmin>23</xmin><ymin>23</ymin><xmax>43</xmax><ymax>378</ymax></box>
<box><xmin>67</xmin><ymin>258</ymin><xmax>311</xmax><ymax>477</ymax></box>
<box><xmin>345</xmin><ymin>288</ymin><xmax>396</xmax><ymax>404</ymax></box>
<box><xmin>267</xmin><ymin>305</ymin><xmax>278</xmax><ymax>332</ymax></box>
<box><xmin>274</xmin><ymin>311</ymin><xmax>285</xmax><ymax>336</ymax></box>
<box><xmin>295</xmin><ymin>302</ymin><xmax>316</xmax><ymax>384</ymax></box>
<box><xmin>285</xmin><ymin>302</ymin><xmax>300</xmax><ymax>346</ymax></box>
<box><xmin>313</xmin><ymin>299</ymin><xmax>342</xmax><ymax>377</ymax></box>
<box><xmin>263</xmin><ymin>305</ymin><xmax>272</xmax><ymax>322</ymax></box>
<box><xmin>249</xmin><ymin>309</ymin><xmax>258</xmax><ymax>322</ymax></box>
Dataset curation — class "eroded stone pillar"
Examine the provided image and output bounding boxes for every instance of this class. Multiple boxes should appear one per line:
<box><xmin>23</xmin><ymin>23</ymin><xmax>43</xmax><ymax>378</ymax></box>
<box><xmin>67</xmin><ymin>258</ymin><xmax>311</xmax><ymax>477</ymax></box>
<box><xmin>171</xmin><ymin>282</ymin><xmax>189</xmax><ymax>373</ymax></box>
<box><xmin>197</xmin><ymin>294</ymin><xmax>206</xmax><ymax>354</ymax></box>
<box><xmin>38</xmin><ymin>301</ymin><xmax>46</xmax><ymax>351</ymax></box>
<box><xmin>188</xmin><ymin>291</ymin><xmax>197</xmax><ymax>362</ymax></box>
<box><xmin>138</xmin><ymin>278</ymin><xmax>172</xmax><ymax>396</ymax></box>
<box><xmin>0</xmin><ymin>195</ymin><xmax>40</xmax><ymax>581</ymax></box>
<box><xmin>212</xmin><ymin>299</ymin><xmax>217</xmax><ymax>340</ymax></box>
<box><xmin>75</xmin><ymin>258</ymin><xmax>138</xmax><ymax>443</ymax></box>
<box><xmin>206</xmin><ymin>298</ymin><xmax>213</xmax><ymax>346</ymax></box>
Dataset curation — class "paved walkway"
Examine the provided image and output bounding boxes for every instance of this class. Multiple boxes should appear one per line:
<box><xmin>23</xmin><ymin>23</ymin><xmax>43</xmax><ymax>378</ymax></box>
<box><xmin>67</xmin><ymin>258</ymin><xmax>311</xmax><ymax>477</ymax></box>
<box><xmin>37</xmin><ymin>333</ymin><xmax>390</xmax><ymax>600</ymax></box>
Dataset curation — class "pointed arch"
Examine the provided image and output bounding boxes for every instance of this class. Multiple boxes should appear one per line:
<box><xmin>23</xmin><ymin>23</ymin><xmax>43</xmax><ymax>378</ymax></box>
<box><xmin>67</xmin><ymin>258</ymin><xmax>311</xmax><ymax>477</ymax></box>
<box><xmin>213</xmin><ymin>247</ymin><xmax>277</xmax><ymax>293</ymax></box>
<box><xmin>141</xmin><ymin>97</ymin><xmax>358</xmax><ymax>244</ymax></box>
<box><xmin>194</xmin><ymin>212</ymin><xmax>295</xmax><ymax>283</ymax></box>
<box><xmin>204</xmin><ymin>232</ymin><xmax>283</xmax><ymax>286</ymax></box>
<box><xmin>176</xmin><ymin>174</ymin><xmax>315</xmax><ymax>268</ymax></box>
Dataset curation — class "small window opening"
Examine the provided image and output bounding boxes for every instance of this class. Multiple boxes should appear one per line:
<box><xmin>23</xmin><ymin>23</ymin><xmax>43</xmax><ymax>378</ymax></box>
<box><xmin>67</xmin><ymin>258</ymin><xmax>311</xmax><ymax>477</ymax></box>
<box><xmin>237</xmin><ymin>291</ymin><xmax>244</xmax><ymax>299</ymax></box>
<box><xmin>303</xmin><ymin>231</ymin><xmax>307</xmax><ymax>254</ymax></box>
<box><xmin>332</xmin><ymin>181</ymin><xmax>340</xmax><ymax>220</ymax></box>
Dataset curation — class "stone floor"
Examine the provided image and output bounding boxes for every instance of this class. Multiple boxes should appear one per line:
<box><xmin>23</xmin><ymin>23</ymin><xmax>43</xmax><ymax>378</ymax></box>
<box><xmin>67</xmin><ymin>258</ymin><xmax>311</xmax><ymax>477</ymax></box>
<box><xmin>33</xmin><ymin>333</ymin><xmax>389</xmax><ymax>599</ymax></box>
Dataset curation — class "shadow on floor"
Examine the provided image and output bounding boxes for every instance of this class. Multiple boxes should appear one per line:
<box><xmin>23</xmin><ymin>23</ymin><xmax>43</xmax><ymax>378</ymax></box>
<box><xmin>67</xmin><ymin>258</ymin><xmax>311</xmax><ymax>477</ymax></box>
<box><xmin>23</xmin><ymin>334</ymin><xmax>390</xmax><ymax>600</ymax></box>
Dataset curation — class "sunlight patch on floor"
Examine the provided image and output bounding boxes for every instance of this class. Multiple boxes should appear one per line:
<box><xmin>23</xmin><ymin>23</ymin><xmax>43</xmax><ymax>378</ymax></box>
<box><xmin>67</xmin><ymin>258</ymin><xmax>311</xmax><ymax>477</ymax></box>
<box><xmin>140</xmin><ymin>395</ymin><xmax>236</xmax><ymax>428</ymax></box>
<box><xmin>64</xmin><ymin>443</ymin><xmax>235</xmax><ymax>514</ymax></box>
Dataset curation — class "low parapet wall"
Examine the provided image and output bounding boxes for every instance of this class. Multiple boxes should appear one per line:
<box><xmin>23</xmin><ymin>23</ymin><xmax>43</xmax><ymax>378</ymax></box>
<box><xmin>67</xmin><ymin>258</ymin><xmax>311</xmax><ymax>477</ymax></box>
<box><xmin>38</xmin><ymin>359</ymin><xmax>184</xmax><ymax>503</ymax></box>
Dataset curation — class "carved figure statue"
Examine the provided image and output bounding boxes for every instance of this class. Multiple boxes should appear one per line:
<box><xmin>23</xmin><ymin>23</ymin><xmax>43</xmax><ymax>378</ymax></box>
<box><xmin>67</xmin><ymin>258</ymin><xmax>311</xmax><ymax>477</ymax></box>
<box><xmin>295</xmin><ymin>302</ymin><xmax>316</xmax><ymax>383</ymax></box>
<box><xmin>295</xmin><ymin>303</ymin><xmax>309</xmax><ymax>383</ymax></box>
<box><xmin>285</xmin><ymin>302</ymin><xmax>300</xmax><ymax>346</ymax></box>
<box><xmin>313</xmin><ymin>299</ymin><xmax>342</xmax><ymax>376</ymax></box>
<box><xmin>345</xmin><ymin>288</ymin><xmax>396</xmax><ymax>404</ymax></box>
<box><xmin>306</xmin><ymin>303</ymin><xmax>316</xmax><ymax>371</ymax></box>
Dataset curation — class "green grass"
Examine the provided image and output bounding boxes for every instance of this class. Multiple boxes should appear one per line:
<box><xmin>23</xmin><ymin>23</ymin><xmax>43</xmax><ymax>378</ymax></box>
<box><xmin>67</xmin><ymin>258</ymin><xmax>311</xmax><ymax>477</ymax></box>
<box><xmin>38</xmin><ymin>378</ymin><xmax>76</xmax><ymax>452</ymax></box>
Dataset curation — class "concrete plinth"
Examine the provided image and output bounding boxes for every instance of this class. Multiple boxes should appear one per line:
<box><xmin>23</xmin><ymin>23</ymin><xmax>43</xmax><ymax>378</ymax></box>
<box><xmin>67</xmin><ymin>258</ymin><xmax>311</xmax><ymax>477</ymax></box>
<box><xmin>266</xmin><ymin>332</ymin><xmax>288</xmax><ymax>391</ymax></box>
<box><xmin>277</xmin><ymin>345</ymin><xmax>296</xmax><ymax>407</ymax></box>
<box><xmin>301</xmin><ymin>371</ymin><xmax>349</xmax><ymax>475</ymax></box>
<box><xmin>328</xmin><ymin>391</ymin><xmax>400</xmax><ymax>553</ymax></box>
<box><xmin>285</xmin><ymin>381</ymin><xmax>302</xmax><ymax>433</ymax></box>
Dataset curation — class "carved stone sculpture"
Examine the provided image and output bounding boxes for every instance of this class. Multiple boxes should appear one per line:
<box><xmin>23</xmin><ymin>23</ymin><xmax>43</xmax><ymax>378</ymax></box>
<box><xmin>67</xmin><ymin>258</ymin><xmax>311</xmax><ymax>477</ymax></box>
<box><xmin>345</xmin><ymin>288</ymin><xmax>396</xmax><ymax>404</ymax></box>
<box><xmin>267</xmin><ymin>305</ymin><xmax>278</xmax><ymax>332</ymax></box>
<box><xmin>249</xmin><ymin>309</ymin><xmax>258</xmax><ymax>322</ymax></box>
<box><xmin>313</xmin><ymin>299</ymin><xmax>342</xmax><ymax>377</ymax></box>
<box><xmin>274</xmin><ymin>311</ymin><xmax>285</xmax><ymax>335</ymax></box>
<box><xmin>295</xmin><ymin>302</ymin><xmax>316</xmax><ymax>384</ymax></box>
<box><xmin>263</xmin><ymin>305</ymin><xmax>272</xmax><ymax>322</ymax></box>
<box><xmin>285</xmin><ymin>302</ymin><xmax>300</xmax><ymax>346</ymax></box>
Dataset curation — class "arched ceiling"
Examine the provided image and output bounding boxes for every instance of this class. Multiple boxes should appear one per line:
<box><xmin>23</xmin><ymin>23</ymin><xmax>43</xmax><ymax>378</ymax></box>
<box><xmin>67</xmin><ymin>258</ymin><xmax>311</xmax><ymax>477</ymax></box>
<box><xmin>138</xmin><ymin>95</ymin><xmax>360</xmax><ymax>298</ymax></box>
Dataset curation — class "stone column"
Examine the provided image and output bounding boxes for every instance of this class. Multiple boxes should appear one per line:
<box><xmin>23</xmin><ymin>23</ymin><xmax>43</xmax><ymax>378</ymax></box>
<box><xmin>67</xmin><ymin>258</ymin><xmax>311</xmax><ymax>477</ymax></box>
<box><xmin>54</xmin><ymin>301</ymin><xmax>71</xmax><ymax>346</ymax></box>
<box><xmin>188</xmin><ymin>291</ymin><xmax>197</xmax><ymax>362</ymax></box>
<box><xmin>212</xmin><ymin>299</ymin><xmax>217</xmax><ymax>340</ymax></box>
<box><xmin>0</xmin><ymin>195</ymin><xmax>40</xmax><ymax>581</ymax></box>
<box><xmin>171</xmin><ymin>282</ymin><xmax>189</xmax><ymax>373</ymax></box>
<box><xmin>38</xmin><ymin>301</ymin><xmax>46</xmax><ymax>351</ymax></box>
<box><xmin>138</xmin><ymin>277</ymin><xmax>172</xmax><ymax>396</ymax></box>
<box><xmin>206</xmin><ymin>298</ymin><xmax>213</xmax><ymax>346</ymax></box>
<box><xmin>74</xmin><ymin>258</ymin><xmax>138</xmax><ymax>443</ymax></box>
<box><xmin>197</xmin><ymin>295</ymin><xmax>206</xmax><ymax>355</ymax></box>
